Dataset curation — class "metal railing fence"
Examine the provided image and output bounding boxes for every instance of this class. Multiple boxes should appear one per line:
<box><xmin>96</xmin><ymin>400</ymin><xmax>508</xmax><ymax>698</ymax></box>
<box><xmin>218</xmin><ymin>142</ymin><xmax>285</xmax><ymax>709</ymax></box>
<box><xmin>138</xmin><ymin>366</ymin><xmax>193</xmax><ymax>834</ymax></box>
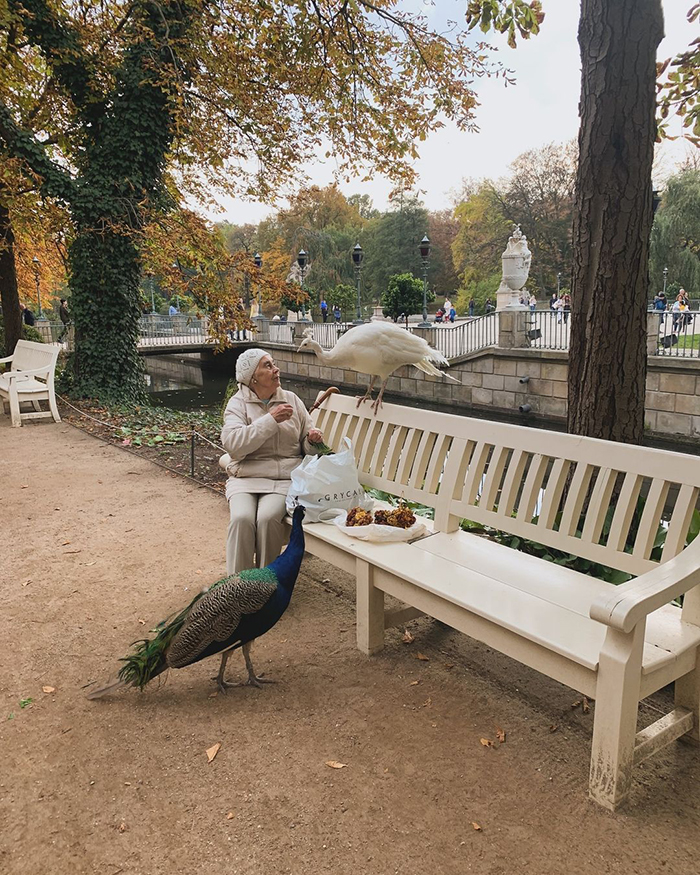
<box><xmin>656</xmin><ymin>311</ymin><xmax>700</xmax><ymax>359</ymax></box>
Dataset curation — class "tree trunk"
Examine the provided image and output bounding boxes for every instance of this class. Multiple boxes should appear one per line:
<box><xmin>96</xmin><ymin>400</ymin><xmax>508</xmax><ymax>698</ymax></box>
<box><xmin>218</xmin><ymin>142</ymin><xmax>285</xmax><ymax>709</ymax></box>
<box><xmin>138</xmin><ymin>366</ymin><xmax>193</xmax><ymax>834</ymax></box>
<box><xmin>0</xmin><ymin>200</ymin><xmax>22</xmax><ymax>358</ymax></box>
<box><xmin>567</xmin><ymin>0</ymin><xmax>664</xmax><ymax>443</ymax></box>
<box><xmin>69</xmin><ymin>229</ymin><xmax>144</xmax><ymax>402</ymax></box>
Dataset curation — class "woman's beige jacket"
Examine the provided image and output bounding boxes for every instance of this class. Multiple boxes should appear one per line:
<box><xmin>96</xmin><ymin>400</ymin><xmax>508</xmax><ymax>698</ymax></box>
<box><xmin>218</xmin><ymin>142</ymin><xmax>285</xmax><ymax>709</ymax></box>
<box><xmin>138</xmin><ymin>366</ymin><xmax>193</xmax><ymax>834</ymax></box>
<box><xmin>220</xmin><ymin>384</ymin><xmax>316</xmax><ymax>500</ymax></box>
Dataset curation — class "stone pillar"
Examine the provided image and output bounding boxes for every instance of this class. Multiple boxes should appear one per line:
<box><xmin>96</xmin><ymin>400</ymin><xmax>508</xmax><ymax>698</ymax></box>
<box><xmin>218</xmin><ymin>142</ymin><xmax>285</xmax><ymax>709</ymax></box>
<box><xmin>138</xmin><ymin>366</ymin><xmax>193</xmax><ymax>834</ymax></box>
<box><xmin>647</xmin><ymin>312</ymin><xmax>660</xmax><ymax>357</ymax></box>
<box><xmin>254</xmin><ymin>316</ymin><xmax>270</xmax><ymax>342</ymax></box>
<box><xmin>498</xmin><ymin>310</ymin><xmax>530</xmax><ymax>349</ymax></box>
<box><xmin>411</xmin><ymin>325</ymin><xmax>435</xmax><ymax>348</ymax></box>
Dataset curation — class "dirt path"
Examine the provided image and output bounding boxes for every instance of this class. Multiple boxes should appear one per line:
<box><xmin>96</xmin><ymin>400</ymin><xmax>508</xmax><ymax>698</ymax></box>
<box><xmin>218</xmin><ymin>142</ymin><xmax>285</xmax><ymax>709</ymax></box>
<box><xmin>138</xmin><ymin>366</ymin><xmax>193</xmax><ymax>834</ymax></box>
<box><xmin>1</xmin><ymin>416</ymin><xmax>699</xmax><ymax>875</ymax></box>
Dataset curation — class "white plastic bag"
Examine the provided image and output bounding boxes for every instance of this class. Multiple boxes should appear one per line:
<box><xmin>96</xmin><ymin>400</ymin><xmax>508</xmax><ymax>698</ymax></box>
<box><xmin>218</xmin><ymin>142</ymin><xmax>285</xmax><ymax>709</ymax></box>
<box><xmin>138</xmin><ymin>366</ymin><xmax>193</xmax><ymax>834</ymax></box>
<box><xmin>331</xmin><ymin>511</ymin><xmax>427</xmax><ymax>543</ymax></box>
<box><xmin>286</xmin><ymin>438</ymin><xmax>372</xmax><ymax>522</ymax></box>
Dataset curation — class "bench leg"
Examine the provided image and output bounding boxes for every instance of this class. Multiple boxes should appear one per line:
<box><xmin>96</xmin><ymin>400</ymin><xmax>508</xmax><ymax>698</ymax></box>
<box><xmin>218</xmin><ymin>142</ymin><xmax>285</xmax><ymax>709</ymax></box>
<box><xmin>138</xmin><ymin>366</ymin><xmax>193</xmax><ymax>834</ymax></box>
<box><xmin>677</xmin><ymin>589</ymin><xmax>700</xmax><ymax>744</ymax></box>
<box><xmin>356</xmin><ymin>560</ymin><xmax>384</xmax><ymax>655</ymax></box>
<box><xmin>589</xmin><ymin>624</ymin><xmax>644</xmax><ymax>811</ymax></box>
<box><xmin>9</xmin><ymin>387</ymin><xmax>21</xmax><ymax>427</ymax></box>
<box><xmin>48</xmin><ymin>390</ymin><xmax>61</xmax><ymax>423</ymax></box>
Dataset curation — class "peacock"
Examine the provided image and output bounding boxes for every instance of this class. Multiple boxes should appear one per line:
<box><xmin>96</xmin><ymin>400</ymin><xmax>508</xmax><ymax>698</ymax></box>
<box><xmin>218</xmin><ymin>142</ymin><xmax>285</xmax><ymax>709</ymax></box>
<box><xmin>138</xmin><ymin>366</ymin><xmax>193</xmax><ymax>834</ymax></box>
<box><xmin>88</xmin><ymin>505</ymin><xmax>306</xmax><ymax>698</ymax></box>
<box><xmin>299</xmin><ymin>322</ymin><xmax>459</xmax><ymax>413</ymax></box>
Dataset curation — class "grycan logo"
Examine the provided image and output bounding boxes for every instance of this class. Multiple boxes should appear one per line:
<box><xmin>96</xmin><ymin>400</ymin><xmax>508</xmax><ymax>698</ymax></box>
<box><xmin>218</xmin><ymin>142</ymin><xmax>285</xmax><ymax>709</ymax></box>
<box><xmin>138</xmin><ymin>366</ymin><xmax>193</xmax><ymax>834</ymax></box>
<box><xmin>320</xmin><ymin>489</ymin><xmax>365</xmax><ymax>503</ymax></box>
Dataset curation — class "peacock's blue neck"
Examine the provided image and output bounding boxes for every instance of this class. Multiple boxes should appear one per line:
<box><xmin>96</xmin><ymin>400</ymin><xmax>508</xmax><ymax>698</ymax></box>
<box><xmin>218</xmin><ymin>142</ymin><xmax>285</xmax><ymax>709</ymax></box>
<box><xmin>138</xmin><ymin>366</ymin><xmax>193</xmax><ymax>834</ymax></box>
<box><xmin>266</xmin><ymin>509</ymin><xmax>305</xmax><ymax>591</ymax></box>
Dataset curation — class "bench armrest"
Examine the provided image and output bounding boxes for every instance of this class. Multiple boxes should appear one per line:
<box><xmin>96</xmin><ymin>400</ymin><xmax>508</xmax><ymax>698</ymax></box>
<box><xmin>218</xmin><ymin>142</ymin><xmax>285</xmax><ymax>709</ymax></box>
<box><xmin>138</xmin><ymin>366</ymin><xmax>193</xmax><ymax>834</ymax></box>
<box><xmin>590</xmin><ymin>537</ymin><xmax>700</xmax><ymax>632</ymax></box>
<box><xmin>0</xmin><ymin>354</ymin><xmax>14</xmax><ymax>364</ymax></box>
<box><xmin>4</xmin><ymin>366</ymin><xmax>52</xmax><ymax>380</ymax></box>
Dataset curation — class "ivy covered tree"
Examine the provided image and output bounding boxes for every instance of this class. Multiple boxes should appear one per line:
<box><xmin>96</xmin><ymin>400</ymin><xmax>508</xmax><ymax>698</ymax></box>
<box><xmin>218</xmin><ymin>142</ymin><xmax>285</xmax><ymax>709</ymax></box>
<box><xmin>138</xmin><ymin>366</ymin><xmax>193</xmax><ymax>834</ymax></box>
<box><xmin>0</xmin><ymin>0</ymin><xmax>505</xmax><ymax>402</ymax></box>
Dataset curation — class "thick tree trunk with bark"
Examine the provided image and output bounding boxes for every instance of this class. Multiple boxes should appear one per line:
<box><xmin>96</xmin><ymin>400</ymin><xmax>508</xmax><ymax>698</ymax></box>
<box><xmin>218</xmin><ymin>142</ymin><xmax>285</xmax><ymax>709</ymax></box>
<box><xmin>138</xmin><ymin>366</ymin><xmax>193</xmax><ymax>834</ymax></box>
<box><xmin>0</xmin><ymin>201</ymin><xmax>22</xmax><ymax>357</ymax></box>
<box><xmin>567</xmin><ymin>0</ymin><xmax>664</xmax><ymax>443</ymax></box>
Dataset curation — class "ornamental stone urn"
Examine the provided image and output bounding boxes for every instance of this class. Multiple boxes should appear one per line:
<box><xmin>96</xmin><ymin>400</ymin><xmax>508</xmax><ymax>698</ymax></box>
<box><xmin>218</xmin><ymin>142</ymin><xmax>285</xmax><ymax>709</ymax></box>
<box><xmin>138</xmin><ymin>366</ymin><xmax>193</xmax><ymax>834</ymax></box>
<box><xmin>496</xmin><ymin>224</ymin><xmax>532</xmax><ymax>311</ymax></box>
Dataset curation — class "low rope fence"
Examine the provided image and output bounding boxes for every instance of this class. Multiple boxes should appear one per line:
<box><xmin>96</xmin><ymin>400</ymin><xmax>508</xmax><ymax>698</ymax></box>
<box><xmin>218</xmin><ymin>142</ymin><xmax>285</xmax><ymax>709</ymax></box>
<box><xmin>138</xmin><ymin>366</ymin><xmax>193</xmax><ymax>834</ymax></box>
<box><xmin>56</xmin><ymin>394</ymin><xmax>227</xmax><ymax>493</ymax></box>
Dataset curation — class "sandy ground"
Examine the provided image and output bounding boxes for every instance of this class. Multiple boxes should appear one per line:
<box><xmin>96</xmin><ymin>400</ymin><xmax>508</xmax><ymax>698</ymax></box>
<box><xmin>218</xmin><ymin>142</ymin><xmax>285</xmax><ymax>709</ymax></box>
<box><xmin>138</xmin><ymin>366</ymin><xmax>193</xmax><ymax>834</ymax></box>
<box><xmin>1</xmin><ymin>415</ymin><xmax>699</xmax><ymax>875</ymax></box>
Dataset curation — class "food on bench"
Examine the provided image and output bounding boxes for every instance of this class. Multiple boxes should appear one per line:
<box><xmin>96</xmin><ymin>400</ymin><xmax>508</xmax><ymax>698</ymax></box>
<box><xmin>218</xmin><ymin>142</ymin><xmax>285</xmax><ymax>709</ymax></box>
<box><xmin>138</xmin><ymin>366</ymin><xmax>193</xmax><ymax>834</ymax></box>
<box><xmin>346</xmin><ymin>507</ymin><xmax>373</xmax><ymax>526</ymax></box>
<box><xmin>373</xmin><ymin>509</ymin><xmax>391</xmax><ymax>525</ymax></box>
<box><xmin>386</xmin><ymin>505</ymin><xmax>416</xmax><ymax>529</ymax></box>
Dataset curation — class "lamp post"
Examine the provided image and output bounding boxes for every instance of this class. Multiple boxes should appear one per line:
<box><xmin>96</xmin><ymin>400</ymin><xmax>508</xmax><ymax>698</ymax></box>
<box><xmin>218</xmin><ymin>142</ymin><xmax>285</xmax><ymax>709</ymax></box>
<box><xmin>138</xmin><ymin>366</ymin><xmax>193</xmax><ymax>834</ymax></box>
<box><xmin>556</xmin><ymin>272</ymin><xmax>561</xmax><ymax>296</ymax></box>
<box><xmin>662</xmin><ymin>266</ymin><xmax>668</xmax><ymax>295</ymax></box>
<box><xmin>418</xmin><ymin>235</ymin><xmax>431</xmax><ymax>328</ymax></box>
<box><xmin>31</xmin><ymin>256</ymin><xmax>45</xmax><ymax>320</ymax></box>
<box><xmin>352</xmin><ymin>243</ymin><xmax>364</xmax><ymax>325</ymax></box>
<box><xmin>297</xmin><ymin>249</ymin><xmax>309</xmax><ymax>322</ymax></box>
<box><xmin>253</xmin><ymin>252</ymin><xmax>263</xmax><ymax>317</ymax></box>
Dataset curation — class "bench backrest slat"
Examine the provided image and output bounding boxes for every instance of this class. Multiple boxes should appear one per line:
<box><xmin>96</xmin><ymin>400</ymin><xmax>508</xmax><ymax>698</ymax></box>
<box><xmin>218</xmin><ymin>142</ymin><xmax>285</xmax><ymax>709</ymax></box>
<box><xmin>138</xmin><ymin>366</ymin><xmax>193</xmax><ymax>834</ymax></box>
<box><xmin>311</xmin><ymin>393</ymin><xmax>700</xmax><ymax>575</ymax></box>
<box><xmin>11</xmin><ymin>340</ymin><xmax>59</xmax><ymax>376</ymax></box>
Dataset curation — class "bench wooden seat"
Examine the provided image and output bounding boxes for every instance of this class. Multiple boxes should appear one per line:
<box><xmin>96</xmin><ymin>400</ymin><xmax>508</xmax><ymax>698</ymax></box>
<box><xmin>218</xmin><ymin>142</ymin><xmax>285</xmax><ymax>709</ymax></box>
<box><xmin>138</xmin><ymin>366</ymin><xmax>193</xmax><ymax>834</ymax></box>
<box><xmin>293</xmin><ymin>391</ymin><xmax>700</xmax><ymax>811</ymax></box>
<box><xmin>0</xmin><ymin>339</ymin><xmax>61</xmax><ymax>428</ymax></box>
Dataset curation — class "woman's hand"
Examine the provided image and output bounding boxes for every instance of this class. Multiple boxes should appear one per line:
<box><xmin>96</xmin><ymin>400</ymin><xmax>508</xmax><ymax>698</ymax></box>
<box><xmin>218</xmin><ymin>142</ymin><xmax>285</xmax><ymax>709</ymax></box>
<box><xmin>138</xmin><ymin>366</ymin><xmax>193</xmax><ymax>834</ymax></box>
<box><xmin>270</xmin><ymin>403</ymin><xmax>294</xmax><ymax>423</ymax></box>
<box><xmin>308</xmin><ymin>428</ymin><xmax>323</xmax><ymax>444</ymax></box>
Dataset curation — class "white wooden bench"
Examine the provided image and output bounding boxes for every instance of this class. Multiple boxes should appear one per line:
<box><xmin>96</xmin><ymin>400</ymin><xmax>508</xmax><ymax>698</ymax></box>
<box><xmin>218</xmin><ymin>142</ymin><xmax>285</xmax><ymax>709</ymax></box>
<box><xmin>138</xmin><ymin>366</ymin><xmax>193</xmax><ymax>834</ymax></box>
<box><xmin>299</xmin><ymin>392</ymin><xmax>700</xmax><ymax>811</ymax></box>
<box><xmin>0</xmin><ymin>339</ymin><xmax>61</xmax><ymax>428</ymax></box>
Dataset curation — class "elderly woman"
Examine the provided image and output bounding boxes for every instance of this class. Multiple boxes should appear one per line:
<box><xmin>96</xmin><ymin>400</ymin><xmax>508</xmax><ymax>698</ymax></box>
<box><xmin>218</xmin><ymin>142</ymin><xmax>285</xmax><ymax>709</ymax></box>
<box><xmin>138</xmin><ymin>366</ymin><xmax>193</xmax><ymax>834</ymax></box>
<box><xmin>220</xmin><ymin>348</ymin><xmax>323</xmax><ymax>574</ymax></box>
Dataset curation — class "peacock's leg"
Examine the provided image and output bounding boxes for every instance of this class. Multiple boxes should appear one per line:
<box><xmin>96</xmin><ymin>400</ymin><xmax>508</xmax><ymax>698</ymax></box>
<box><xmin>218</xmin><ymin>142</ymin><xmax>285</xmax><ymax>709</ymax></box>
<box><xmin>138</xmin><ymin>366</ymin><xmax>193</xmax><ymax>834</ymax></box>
<box><xmin>355</xmin><ymin>375</ymin><xmax>376</xmax><ymax>407</ymax></box>
<box><xmin>371</xmin><ymin>379</ymin><xmax>389</xmax><ymax>414</ymax></box>
<box><xmin>241</xmin><ymin>641</ymin><xmax>276</xmax><ymax>688</ymax></box>
<box><xmin>213</xmin><ymin>648</ymin><xmax>237</xmax><ymax>693</ymax></box>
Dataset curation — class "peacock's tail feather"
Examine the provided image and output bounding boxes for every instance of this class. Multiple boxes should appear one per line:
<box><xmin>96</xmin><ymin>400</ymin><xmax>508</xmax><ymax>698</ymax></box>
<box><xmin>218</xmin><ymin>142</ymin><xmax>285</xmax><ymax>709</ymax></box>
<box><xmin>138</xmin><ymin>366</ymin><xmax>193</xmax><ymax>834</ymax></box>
<box><xmin>115</xmin><ymin>578</ymin><xmax>230</xmax><ymax>690</ymax></box>
<box><xmin>86</xmin><ymin>676</ymin><xmax>128</xmax><ymax>700</ymax></box>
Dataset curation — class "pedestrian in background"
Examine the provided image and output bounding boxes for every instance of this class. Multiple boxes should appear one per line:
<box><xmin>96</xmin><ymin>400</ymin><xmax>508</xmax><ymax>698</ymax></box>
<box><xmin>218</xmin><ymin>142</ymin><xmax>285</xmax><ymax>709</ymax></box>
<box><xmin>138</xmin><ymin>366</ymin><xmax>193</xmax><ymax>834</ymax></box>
<box><xmin>58</xmin><ymin>298</ymin><xmax>71</xmax><ymax>342</ymax></box>
<box><xmin>320</xmin><ymin>298</ymin><xmax>328</xmax><ymax>322</ymax></box>
<box><xmin>468</xmin><ymin>298</ymin><xmax>475</xmax><ymax>317</ymax></box>
<box><xmin>19</xmin><ymin>303</ymin><xmax>36</xmax><ymax>326</ymax></box>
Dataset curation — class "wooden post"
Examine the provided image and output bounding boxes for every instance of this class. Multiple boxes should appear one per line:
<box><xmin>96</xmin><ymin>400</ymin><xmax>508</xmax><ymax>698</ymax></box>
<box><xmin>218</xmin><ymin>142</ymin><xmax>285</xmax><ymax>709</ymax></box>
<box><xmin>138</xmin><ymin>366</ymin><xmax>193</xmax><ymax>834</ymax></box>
<box><xmin>356</xmin><ymin>560</ymin><xmax>384</xmax><ymax>655</ymax></box>
<box><xmin>589</xmin><ymin>623</ymin><xmax>645</xmax><ymax>810</ymax></box>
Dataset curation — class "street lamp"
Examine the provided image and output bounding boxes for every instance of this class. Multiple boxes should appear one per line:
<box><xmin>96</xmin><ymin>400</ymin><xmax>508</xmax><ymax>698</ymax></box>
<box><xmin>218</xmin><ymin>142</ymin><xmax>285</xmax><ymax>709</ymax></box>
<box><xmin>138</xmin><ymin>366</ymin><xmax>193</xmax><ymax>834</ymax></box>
<box><xmin>663</xmin><ymin>266</ymin><xmax>668</xmax><ymax>295</ymax></box>
<box><xmin>253</xmin><ymin>252</ymin><xmax>263</xmax><ymax>317</ymax></box>
<box><xmin>31</xmin><ymin>256</ymin><xmax>45</xmax><ymax>320</ymax></box>
<box><xmin>557</xmin><ymin>272</ymin><xmax>561</xmax><ymax>295</ymax></box>
<box><xmin>352</xmin><ymin>243</ymin><xmax>364</xmax><ymax>325</ymax></box>
<box><xmin>297</xmin><ymin>249</ymin><xmax>309</xmax><ymax>322</ymax></box>
<box><xmin>418</xmin><ymin>235</ymin><xmax>431</xmax><ymax>328</ymax></box>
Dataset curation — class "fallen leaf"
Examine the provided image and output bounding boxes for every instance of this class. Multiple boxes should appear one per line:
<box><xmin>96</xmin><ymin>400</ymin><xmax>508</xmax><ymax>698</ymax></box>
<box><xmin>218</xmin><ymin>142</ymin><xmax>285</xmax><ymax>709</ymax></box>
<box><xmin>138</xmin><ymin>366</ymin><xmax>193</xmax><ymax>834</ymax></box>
<box><xmin>415</xmin><ymin>652</ymin><xmax>430</xmax><ymax>661</ymax></box>
<box><xmin>196</xmin><ymin>569</ymin><xmax>202</xmax><ymax>575</ymax></box>
<box><xmin>138</xmin><ymin>619</ymin><xmax>146</xmax><ymax>625</ymax></box>
<box><xmin>444</xmin><ymin>662</ymin><xmax>455</xmax><ymax>670</ymax></box>
<box><xmin>495</xmin><ymin>727</ymin><xmax>506</xmax><ymax>743</ymax></box>
<box><xmin>479</xmin><ymin>738</ymin><xmax>494</xmax><ymax>748</ymax></box>
<box><xmin>549</xmin><ymin>724</ymin><xmax>559</xmax><ymax>733</ymax></box>
<box><xmin>208</xmin><ymin>691</ymin><xmax>218</xmax><ymax>698</ymax></box>
<box><xmin>325</xmin><ymin>761</ymin><xmax>348</xmax><ymax>769</ymax></box>
<box><xmin>42</xmin><ymin>686</ymin><xmax>56</xmax><ymax>694</ymax></box>
<box><xmin>21</xmin><ymin>484</ymin><xmax>28</xmax><ymax>489</ymax></box>
<box><xmin>471</xmin><ymin>822</ymin><xmax>482</xmax><ymax>831</ymax></box>
<box><xmin>226</xmin><ymin>811</ymin><xmax>235</xmax><ymax>820</ymax></box>
<box><xmin>571</xmin><ymin>700</ymin><xmax>581</xmax><ymax>710</ymax></box>
<box><xmin>422</xmin><ymin>697</ymin><xmax>432</xmax><ymax>708</ymax></box>
<box><xmin>409</xmin><ymin>680</ymin><xmax>420</xmax><ymax>686</ymax></box>
<box><xmin>118</xmin><ymin>821</ymin><xmax>127</xmax><ymax>833</ymax></box>
<box><xmin>206</xmin><ymin>742</ymin><xmax>221</xmax><ymax>763</ymax></box>
<box><xmin>22</xmin><ymin>579</ymin><xmax>31</xmax><ymax>587</ymax></box>
<box><xmin>582</xmin><ymin>697</ymin><xmax>590</xmax><ymax>714</ymax></box>
<box><xmin>402</xmin><ymin>629</ymin><xmax>415</xmax><ymax>644</ymax></box>
<box><xmin>62</xmin><ymin>540</ymin><xmax>71</xmax><ymax>546</ymax></box>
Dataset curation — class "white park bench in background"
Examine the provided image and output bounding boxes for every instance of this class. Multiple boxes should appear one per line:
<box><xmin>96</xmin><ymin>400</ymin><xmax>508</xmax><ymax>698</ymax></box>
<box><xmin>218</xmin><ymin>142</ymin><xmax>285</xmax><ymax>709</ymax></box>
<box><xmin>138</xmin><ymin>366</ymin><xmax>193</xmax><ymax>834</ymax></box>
<box><xmin>295</xmin><ymin>392</ymin><xmax>700</xmax><ymax>811</ymax></box>
<box><xmin>0</xmin><ymin>339</ymin><xmax>61</xmax><ymax>428</ymax></box>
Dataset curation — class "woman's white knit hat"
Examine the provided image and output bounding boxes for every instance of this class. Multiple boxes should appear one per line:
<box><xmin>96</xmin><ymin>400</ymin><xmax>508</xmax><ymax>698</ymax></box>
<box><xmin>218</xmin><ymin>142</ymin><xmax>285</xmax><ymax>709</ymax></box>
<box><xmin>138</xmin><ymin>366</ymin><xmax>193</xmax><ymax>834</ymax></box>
<box><xmin>235</xmin><ymin>348</ymin><xmax>269</xmax><ymax>385</ymax></box>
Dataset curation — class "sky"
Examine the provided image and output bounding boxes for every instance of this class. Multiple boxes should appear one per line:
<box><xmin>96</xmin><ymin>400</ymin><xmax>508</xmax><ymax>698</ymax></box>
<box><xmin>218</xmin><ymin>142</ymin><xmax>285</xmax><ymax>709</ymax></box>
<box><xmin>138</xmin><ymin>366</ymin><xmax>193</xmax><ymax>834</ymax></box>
<box><xmin>202</xmin><ymin>0</ymin><xmax>697</xmax><ymax>226</ymax></box>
